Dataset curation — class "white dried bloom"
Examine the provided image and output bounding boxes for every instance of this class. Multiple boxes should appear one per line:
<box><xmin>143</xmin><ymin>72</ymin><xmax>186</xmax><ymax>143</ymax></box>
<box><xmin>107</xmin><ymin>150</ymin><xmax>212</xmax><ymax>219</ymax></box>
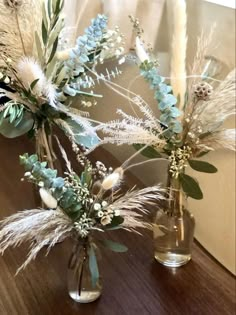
<box><xmin>17</xmin><ymin>57</ymin><xmax>57</xmax><ymax>107</ymax></box>
<box><xmin>101</xmin><ymin>215</ymin><xmax>112</xmax><ymax>226</ymax></box>
<box><xmin>114</xmin><ymin>210</ymin><xmax>120</xmax><ymax>216</ymax></box>
<box><xmin>101</xmin><ymin>201</ymin><xmax>108</xmax><ymax>207</ymax></box>
<box><xmin>4</xmin><ymin>76</ymin><xmax>10</xmax><ymax>84</ymax></box>
<box><xmin>101</xmin><ymin>167</ymin><xmax>124</xmax><ymax>190</ymax></box>
<box><xmin>94</xmin><ymin>203</ymin><xmax>101</xmax><ymax>211</ymax></box>
<box><xmin>97</xmin><ymin>211</ymin><xmax>104</xmax><ymax>218</ymax></box>
<box><xmin>135</xmin><ymin>37</ymin><xmax>150</xmax><ymax>62</ymax></box>
<box><xmin>39</xmin><ymin>188</ymin><xmax>58</xmax><ymax>209</ymax></box>
<box><xmin>38</xmin><ymin>181</ymin><xmax>44</xmax><ymax>188</ymax></box>
<box><xmin>56</xmin><ymin>49</ymin><xmax>70</xmax><ymax>61</ymax></box>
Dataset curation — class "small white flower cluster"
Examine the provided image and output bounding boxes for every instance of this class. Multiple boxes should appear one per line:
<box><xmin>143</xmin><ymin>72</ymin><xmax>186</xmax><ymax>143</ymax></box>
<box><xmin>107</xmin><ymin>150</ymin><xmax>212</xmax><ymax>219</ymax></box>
<box><xmin>93</xmin><ymin>201</ymin><xmax>120</xmax><ymax>226</ymax></box>
<box><xmin>92</xmin><ymin>161</ymin><xmax>112</xmax><ymax>180</ymax></box>
<box><xmin>99</xmin><ymin>27</ymin><xmax>125</xmax><ymax>64</ymax></box>
<box><xmin>81</xmin><ymin>100</ymin><xmax>97</xmax><ymax>107</ymax></box>
<box><xmin>169</xmin><ymin>146</ymin><xmax>192</xmax><ymax>178</ymax></box>
<box><xmin>64</xmin><ymin>173</ymin><xmax>91</xmax><ymax>205</ymax></box>
<box><xmin>185</xmin><ymin>114</ymin><xmax>204</xmax><ymax>145</ymax></box>
<box><xmin>74</xmin><ymin>214</ymin><xmax>95</xmax><ymax>238</ymax></box>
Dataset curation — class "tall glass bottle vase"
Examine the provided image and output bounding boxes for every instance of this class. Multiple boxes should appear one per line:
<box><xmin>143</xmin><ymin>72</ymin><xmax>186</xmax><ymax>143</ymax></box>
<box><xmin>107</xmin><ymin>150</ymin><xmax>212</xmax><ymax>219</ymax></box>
<box><xmin>68</xmin><ymin>237</ymin><xmax>102</xmax><ymax>303</ymax></box>
<box><xmin>153</xmin><ymin>177</ymin><xmax>195</xmax><ymax>267</ymax></box>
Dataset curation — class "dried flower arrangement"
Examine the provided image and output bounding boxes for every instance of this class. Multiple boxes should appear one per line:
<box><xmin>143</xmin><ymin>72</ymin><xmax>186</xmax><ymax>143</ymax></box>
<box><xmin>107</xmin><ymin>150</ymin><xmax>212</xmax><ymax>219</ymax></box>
<box><xmin>94</xmin><ymin>19</ymin><xmax>235</xmax><ymax>201</ymax></box>
<box><xmin>0</xmin><ymin>145</ymin><xmax>165</xmax><ymax>284</ymax></box>
<box><xmin>0</xmin><ymin>0</ymin><xmax>125</xmax><ymax>167</ymax></box>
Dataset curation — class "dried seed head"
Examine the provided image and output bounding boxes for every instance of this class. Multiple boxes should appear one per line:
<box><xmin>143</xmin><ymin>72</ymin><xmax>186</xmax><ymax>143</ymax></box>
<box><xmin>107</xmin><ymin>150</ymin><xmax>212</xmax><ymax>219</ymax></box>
<box><xmin>194</xmin><ymin>82</ymin><xmax>213</xmax><ymax>100</ymax></box>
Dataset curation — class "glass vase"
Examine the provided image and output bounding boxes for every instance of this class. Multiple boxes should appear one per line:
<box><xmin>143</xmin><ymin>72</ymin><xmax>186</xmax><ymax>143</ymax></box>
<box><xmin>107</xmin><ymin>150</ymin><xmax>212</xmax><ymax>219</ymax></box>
<box><xmin>67</xmin><ymin>238</ymin><xmax>102</xmax><ymax>303</ymax></box>
<box><xmin>153</xmin><ymin>178</ymin><xmax>195</xmax><ymax>267</ymax></box>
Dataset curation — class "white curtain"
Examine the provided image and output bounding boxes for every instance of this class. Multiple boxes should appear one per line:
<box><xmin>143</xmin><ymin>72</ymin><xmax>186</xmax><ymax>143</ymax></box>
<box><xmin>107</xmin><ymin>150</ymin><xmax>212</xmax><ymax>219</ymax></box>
<box><xmin>63</xmin><ymin>0</ymin><xmax>166</xmax><ymax>51</ymax></box>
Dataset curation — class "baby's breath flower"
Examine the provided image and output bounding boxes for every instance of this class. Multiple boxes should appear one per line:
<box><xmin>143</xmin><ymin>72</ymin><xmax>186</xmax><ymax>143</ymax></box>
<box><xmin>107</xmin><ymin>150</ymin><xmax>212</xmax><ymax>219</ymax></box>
<box><xmin>94</xmin><ymin>203</ymin><xmax>101</xmax><ymax>211</ymax></box>
<box><xmin>97</xmin><ymin>211</ymin><xmax>104</xmax><ymax>218</ymax></box>
<box><xmin>101</xmin><ymin>200</ymin><xmax>108</xmax><ymax>207</ymax></box>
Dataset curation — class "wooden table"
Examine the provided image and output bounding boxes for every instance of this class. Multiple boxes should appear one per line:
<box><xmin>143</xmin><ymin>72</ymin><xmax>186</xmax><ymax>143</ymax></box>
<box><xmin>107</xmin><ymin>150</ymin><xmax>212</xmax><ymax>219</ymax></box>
<box><xmin>0</xmin><ymin>135</ymin><xmax>235</xmax><ymax>315</ymax></box>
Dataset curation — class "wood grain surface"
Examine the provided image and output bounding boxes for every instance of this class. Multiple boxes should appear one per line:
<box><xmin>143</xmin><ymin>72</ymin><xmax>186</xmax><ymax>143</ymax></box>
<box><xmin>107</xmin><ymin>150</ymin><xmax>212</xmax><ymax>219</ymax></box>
<box><xmin>0</xmin><ymin>134</ymin><xmax>235</xmax><ymax>315</ymax></box>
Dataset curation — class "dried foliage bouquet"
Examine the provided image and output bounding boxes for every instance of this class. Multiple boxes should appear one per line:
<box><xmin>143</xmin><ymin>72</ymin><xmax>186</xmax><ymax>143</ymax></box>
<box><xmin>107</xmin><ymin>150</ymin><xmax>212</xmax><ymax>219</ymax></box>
<box><xmin>96</xmin><ymin>18</ymin><xmax>236</xmax><ymax>202</ymax></box>
<box><xmin>0</xmin><ymin>0</ymin><xmax>125</xmax><ymax>167</ymax></box>
<box><xmin>0</xmin><ymin>147</ymin><xmax>165</xmax><ymax>283</ymax></box>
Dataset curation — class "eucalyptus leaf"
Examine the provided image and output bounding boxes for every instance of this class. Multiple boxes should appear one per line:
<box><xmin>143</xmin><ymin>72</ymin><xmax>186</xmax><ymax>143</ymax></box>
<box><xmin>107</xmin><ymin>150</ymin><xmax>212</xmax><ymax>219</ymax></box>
<box><xmin>188</xmin><ymin>160</ymin><xmax>217</xmax><ymax>173</ymax></box>
<box><xmin>179</xmin><ymin>173</ymin><xmax>203</xmax><ymax>200</ymax></box>
<box><xmin>52</xmin><ymin>177</ymin><xmax>65</xmax><ymax>188</ymax></box>
<box><xmin>133</xmin><ymin>144</ymin><xmax>162</xmax><ymax>159</ymax></box>
<box><xmin>64</xmin><ymin>118</ymin><xmax>100</xmax><ymax>149</ymax></box>
<box><xmin>88</xmin><ymin>245</ymin><xmax>99</xmax><ymax>288</ymax></box>
<box><xmin>101</xmin><ymin>240</ymin><xmax>128</xmax><ymax>253</ymax></box>
<box><xmin>0</xmin><ymin>114</ymin><xmax>34</xmax><ymax>138</ymax></box>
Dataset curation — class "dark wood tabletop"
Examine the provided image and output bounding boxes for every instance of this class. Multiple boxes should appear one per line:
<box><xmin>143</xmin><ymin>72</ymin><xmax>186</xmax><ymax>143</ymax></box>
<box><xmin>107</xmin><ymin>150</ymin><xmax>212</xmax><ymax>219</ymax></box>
<box><xmin>0</xmin><ymin>134</ymin><xmax>235</xmax><ymax>315</ymax></box>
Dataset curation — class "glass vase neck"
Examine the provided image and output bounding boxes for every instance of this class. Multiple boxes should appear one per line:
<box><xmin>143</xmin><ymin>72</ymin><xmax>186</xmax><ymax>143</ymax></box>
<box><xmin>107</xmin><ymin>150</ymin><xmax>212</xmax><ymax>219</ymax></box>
<box><xmin>167</xmin><ymin>176</ymin><xmax>185</xmax><ymax>217</ymax></box>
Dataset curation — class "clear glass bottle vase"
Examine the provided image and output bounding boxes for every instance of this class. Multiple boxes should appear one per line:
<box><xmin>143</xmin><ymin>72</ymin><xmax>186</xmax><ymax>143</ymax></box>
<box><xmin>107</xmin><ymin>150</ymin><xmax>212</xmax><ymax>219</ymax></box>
<box><xmin>153</xmin><ymin>178</ymin><xmax>195</xmax><ymax>267</ymax></box>
<box><xmin>67</xmin><ymin>237</ymin><xmax>102</xmax><ymax>303</ymax></box>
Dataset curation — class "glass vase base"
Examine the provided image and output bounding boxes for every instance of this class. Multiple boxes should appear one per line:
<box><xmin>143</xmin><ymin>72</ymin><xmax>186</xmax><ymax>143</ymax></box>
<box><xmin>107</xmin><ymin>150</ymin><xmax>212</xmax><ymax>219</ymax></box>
<box><xmin>69</xmin><ymin>290</ymin><xmax>101</xmax><ymax>303</ymax></box>
<box><xmin>154</xmin><ymin>252</ymin><xmax>191</xmax><ymax>267</ymax></box>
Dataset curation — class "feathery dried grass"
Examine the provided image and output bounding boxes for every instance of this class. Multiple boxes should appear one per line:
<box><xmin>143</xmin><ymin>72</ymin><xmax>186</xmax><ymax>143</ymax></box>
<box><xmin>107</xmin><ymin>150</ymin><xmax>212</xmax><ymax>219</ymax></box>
<box><xmin>187</xmin><ymin>27</ymin><xmax>215</xmax><ymax>91</ymax></box>
<box><xmin>0</xmin><ymin>208</ymin><xmax>73</xmax><ymax>272</ymax></box>
<box><xmin>108</xmin><ymin>185</ymin><xmax>166</xmax><ymax>233</ymax></box>
<box><xmin>0</xmin><ymin>0</ymin><xmax>42</xmax><ymax>68</ymax></box>
<box><xmin>96</xmin><ymin>108</ymin><xmax>165</xmax><ymax>148</ymax></box>
<box><xmin>190</xmin><ymin>69</ymin><xmax>236</xmax><ymax>132</ymax></box>
<box><xmin>198</xmin><ymin>129</ymin><xmax>236</xmax><ymax>152</ymax></box>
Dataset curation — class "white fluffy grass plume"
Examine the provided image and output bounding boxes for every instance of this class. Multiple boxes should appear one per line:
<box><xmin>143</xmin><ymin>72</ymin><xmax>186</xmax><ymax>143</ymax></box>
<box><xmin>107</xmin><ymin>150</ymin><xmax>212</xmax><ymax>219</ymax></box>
<box><xmin>17</xmin><ymin>57</ymin><xmax>57</xmax><ymax>106</ymax></box>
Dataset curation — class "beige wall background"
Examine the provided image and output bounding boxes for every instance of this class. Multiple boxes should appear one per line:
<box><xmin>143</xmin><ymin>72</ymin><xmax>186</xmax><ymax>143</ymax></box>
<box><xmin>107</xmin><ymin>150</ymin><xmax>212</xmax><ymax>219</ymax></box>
<box><xmin>63</xmin><ymin>0</ymin><xmax>236</xmax><ymax>274</ymax></box>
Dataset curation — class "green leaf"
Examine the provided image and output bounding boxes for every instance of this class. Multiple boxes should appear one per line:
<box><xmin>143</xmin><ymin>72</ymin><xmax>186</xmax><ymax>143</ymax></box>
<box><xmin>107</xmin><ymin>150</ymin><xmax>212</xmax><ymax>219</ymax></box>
<box><xmin>179</xmin><ymin>173</ymin><xmax>203</xmax><ymax>200</ymax></box>
<box><xmin>133</xmin><ymin>144</ymin><xmax>162</xmax><ymax>159</ymax></box>
<box><xmin>30</xmin><ymin>79</ymin><xmax>40</xmax><ymax>91</ymax></box>
<box><xmin>0</xmin><ymin>113</ymin><xmax>34</xmax><ymax>138</ymax></box>
<box><xmin>56</xmin><ymin>66</ymin><xmax>68</xmax><ymax>85</ymax></box>
<box><xmin>52</xmin><ymin>177</ymin><xmax>64</xmax><ymax>188</ymax></box>
<box><xmin>48</xmin><ymin>18</ymin><xmax>64</xmax><ymax>48</ymax></box>
<box><xmin>42</xmin><ymin>1</ymin><xmax>49</xmax><ymax>30</ymax></box>
<box><xmin>188</xmin><ymin>160</ymin><xmax>217</xmax><ymax>173</ymax></box>
<box><xmin>47</xmin><ymin>0</ymin><xmax>52</xmax><ymax>18</ymax></box>
<box><xmin>196</xmin><ymin>151</ymin><xmax>210</xmax><ymax>158</ymax></box>
<box><xmin>101</xmin><ymin>240</ymin><xmax>128</xmax><ymax>253</ymax></box>
<box><xmin>62</xmin><ymin>118</ymin><xmax>100</xmax><ymax>149</ymax></box>
<box><xmin>42</xmin><ymin>20</ymin><xmax>48</xmax><ymax>46</ymax></box>
<box><xmin>47</xmin><ymin>36</ymin><xmax>58</xmax><ymax>64</ymax></box>
<box><xmin>88</xmin><ymin>245</ymin><xmax>99</xmax><ymax>288</ymax></box>
<box><xmin>105</xmin><ymin>216</ymin><xmax>124</xmax><ymax>229</ymax></box>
